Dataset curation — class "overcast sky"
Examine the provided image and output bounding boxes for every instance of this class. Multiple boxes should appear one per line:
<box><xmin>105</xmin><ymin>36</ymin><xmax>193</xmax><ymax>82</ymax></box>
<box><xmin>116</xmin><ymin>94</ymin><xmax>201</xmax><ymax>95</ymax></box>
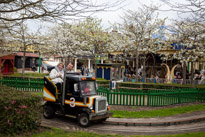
<box><xmin>28</xmin><ymin>0</ymin><xmax>181</xmax><ymax>33</ymax></box>
<box><xmin>92</xmin><ymin>0</ymin><xmax>178</xmax><ymax>28</ymax></box>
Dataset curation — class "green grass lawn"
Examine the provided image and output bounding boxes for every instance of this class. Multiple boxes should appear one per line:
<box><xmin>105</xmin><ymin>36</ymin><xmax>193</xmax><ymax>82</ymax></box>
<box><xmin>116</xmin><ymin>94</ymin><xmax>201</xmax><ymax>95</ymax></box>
<box><xmin>29</xmin><ymin>128</ymin><xmax>205</xmax><ymax>137</ymax></box>
<box><xmin>111</xmin><ymin>104</ymin><xmax>205</xmax><ymax>118</ymax></box>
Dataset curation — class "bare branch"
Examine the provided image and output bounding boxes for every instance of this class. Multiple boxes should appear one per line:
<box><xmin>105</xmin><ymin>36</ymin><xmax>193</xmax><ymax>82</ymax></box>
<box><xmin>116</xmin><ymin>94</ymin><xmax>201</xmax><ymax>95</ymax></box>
<box><xmin>160</xmin><ymin>0</ymin><xmax>205</xmax><ymax>22</ymax></box>
<box><xmin>0</xmin><ymin>0</ymin><xmax>125</xmax><ymax>22</ymax></box>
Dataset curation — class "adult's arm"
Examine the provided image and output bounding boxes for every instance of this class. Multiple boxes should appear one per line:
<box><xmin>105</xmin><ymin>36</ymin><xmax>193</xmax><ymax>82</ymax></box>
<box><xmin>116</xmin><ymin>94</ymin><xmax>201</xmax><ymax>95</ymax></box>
<box><xmin>49</xmin><ymin>69</ymin><xmax>59</xmax><ymax>79</ymax></box>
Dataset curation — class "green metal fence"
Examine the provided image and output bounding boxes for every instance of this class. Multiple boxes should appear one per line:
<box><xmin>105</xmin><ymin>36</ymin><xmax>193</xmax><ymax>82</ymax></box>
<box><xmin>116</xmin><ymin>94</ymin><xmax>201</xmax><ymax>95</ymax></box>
<box><xmin>0</xmin><ymin>77</ymin><xmax>44</xmax><ymax>92</ymax></box>
<box><xmin>0</xmin><ymin>77</ymin><xmax>109</xmax><ymax>92</ymax></box>
<box><xmin>0</xmin><ymin>76</ymin><xmax>204</xmax><ymax>106</ymax></box>
<box><xmin>97</xmin><ymin>87</ymin><xmax>205</xmax><ymax>106</ymax></box>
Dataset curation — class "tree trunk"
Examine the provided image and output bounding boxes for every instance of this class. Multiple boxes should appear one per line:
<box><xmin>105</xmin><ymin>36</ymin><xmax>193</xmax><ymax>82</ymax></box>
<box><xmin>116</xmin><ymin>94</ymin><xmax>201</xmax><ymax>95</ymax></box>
<box><xmin>21</xmin><ymin>20</ymin><xmax>26</xmax><ymax>78</ymax></box>
<box><xmin>93</xmin><ymin>45</ymin><xmax>97</xmax><ymax>78</ymax></box>
<box><xmin>183</xmin><ymin>61</ymin><xmax>186</xmax><ymax>85</ymax></box>
<box><xmin>94</xmin><ymin>58</ymin><xmax>97</xmax><ymax>78</ymax></box>
<box><xmin>135</xmin><ymin>51</ymin><xmax>139</xmax><ymax>82</ymax></box>
<box><xmin>62</xmin><ymin>57</ymin><xmax>69</xmax><ymax>105</ymax></box>
<box><xmin>191</xmin><ymin>61</ymin><xmax>194</xmax><ymax>87</ymax></box>
<box><xmin>22</xmin><ymin>51</ymin><xmax>26</xmax><ymax>78</ymax></box>
<box><xmin>143</xmin><ymin>56</ymin><xmax>146</xmax><ymax>83</ymax></box>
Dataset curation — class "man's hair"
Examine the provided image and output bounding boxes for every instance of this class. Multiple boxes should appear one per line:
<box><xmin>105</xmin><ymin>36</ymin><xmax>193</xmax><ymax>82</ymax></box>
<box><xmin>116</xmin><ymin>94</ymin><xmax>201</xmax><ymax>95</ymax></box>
<box><xmin>68</xmin><ymin>62</ymin><xmax>74</xmax><ymax>65</ymax></box>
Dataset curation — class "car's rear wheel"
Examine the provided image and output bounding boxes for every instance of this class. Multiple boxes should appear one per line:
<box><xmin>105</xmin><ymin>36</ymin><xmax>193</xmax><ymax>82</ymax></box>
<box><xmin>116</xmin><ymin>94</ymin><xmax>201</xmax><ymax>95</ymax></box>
<box><xmin>43</xmin><ymin>105</ymin><xmax>55</xmax><ymax>119</ymax></box>
<box><xmin>78</xmin><ymin>113</ymin><xmax>90</xmax><ymax>127</ymax></box>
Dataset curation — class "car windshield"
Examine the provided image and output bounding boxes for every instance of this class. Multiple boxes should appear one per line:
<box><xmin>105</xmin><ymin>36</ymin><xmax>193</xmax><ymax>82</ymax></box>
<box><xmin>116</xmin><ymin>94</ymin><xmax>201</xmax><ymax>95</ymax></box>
<box><xmin>80</xmin><ymin>81</ymin><xmax>96</xmax><ymax>96</ymax></box>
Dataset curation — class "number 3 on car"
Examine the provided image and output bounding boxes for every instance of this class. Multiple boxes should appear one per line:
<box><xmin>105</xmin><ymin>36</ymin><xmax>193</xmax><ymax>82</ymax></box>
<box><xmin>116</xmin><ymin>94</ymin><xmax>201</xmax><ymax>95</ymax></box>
<box><xmin>70</xmin><ymin>97</ymin><xmax>75</xmax><ymax>107</ymax></box>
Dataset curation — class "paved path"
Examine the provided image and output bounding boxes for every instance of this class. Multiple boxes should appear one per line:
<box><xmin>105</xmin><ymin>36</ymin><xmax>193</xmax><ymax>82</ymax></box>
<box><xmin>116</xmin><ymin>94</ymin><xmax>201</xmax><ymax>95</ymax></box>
<box><xmin>106</xmin><ymin>110</ymin><xmax>205</xmax><ymax>125</ymax></box>
<box><xmin>41</xmin><ymin>111</ymin><xmax>205</xmax><ymax>136</ymax></box>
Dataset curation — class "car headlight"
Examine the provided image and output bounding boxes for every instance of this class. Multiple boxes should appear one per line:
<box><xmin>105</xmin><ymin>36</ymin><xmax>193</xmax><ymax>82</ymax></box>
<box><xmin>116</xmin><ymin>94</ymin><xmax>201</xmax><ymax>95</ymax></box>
<box><xmin>88</xmin><ymin>105</ymin><xmax>93</xmax><ymax>110</ymax></box>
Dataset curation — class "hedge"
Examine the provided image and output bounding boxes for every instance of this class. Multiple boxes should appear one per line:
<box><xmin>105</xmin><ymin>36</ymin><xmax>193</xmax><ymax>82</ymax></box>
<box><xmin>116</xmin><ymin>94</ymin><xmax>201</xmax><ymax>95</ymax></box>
<box><xmin>117</xmin><ymin>82</ymin><xmax>205</xmax><ymax>90</ymax></box>
<box><xmin>0</xmin><ymin>85</ymin><xmax>42</xmax><ymax>135</ymax></box>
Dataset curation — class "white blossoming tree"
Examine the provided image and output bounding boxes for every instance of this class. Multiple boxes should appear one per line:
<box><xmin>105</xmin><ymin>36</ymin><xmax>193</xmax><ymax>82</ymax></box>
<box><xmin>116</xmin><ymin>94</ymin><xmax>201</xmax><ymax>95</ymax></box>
<box><xmin>107</xmin><ymin>29</ymin><xmax>129</xmax><ymax>55</ymax></box>
<box><xmin>47</xmin><ymin>24</ymin><xmax>90</xmax><ymax>58</ymax></box>
<box><xmin>117</xmin><ymin>5</ymin><xmax>166</xmax><ymax>82</ymax></box>
<box><xmin>0</xmin><ymin>21</ymin><xmax>44</xmax><ymax>77</ymax></box>
<box><xmin>164</xmin><ymin>20</ymin><xmax>205</xmax><ymax>85</ymax></box>
<box><xmin>73</xmin><ymin>18</ymin><xmax>111</xmax><ymax>76</ymax></box>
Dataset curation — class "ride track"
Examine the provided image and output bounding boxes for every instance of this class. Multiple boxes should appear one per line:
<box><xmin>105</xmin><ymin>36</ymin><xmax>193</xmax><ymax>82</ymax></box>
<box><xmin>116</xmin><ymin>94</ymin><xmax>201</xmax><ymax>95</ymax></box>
<box><xmin>41</xmin><ymin>110</ymin><xmax>205</xmax><ymax>136</ymax></box>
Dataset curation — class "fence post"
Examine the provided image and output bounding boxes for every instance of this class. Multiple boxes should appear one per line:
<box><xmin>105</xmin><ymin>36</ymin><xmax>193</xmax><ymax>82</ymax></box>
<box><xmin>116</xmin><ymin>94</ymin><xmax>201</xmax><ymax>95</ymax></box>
<box><xmin>197</xmin><ymin>88</ymin><xmax>201</xmax><ymax>102</ymax></box>
<box><xmin>15</xmin><ymin>77</ymin><xmax>17</xmax><ymax>90</ymax></box>
<box><xmin>178</xmin><ymin>89</ymin><xmax>181</xmax><ymax>104</ymax></box>
<box><xmin>107</xmin><ymin>88</ymin><xmax>110</xmax><ymax>104</ymax></box>
<box><xmin>28</xmin><ymin>77</ymin><xmax>30</xmax><ymax>91</ymax></box>
<box><xmin>147</xmin><ymin>91</ymin><xmax>150</xmax><ymax>106</ymax></box>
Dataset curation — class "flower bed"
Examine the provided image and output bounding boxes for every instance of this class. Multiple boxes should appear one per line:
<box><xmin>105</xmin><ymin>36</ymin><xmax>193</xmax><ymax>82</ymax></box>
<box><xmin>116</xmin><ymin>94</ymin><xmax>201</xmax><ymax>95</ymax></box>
<box><xmin>0</xmin><ymin>85</ymin><xmax>42</xmax><ymax>135</ymax></box>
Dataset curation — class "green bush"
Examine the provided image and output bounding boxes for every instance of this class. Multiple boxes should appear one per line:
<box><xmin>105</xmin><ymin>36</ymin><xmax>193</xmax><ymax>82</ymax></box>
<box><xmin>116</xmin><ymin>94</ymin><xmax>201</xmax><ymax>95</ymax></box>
<box><xmin>96</xmin><ymin>79</ymin><xmax>110</xmax><ymax>88</ymax></box>
<box><xmin>96</xmin><ymin>78</ymin><xmax>106</xmax><ymax>80</ymax></box>
<box><xmin>10</xmin><ymin>72</ymin><xmax>48</xmax><ymax>78</ymax></box>
<box><xmin>14</xmin><ymin>67</ymin><xmax>17</xmax><ymax>72</ymax></box>
<box><xmin>0</xmin><ymin>85</ymin><xmax>42</xmax><ymax>135</ymax></box>
<box><xmin>117</xmin><ymin>82</ymin><xmax>205</xmax><ymax>91</ymax></box>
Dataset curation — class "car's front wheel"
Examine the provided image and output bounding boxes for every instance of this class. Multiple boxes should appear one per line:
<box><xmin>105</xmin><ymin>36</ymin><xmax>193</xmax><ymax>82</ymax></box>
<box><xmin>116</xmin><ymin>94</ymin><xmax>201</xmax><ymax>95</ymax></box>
<box><xmin>78</xmin><ymin>113</ymin><xmax>90</xmax><ymax>127</ymax></box>
<box><xmin>43</xmin><ymin>105</ymin><xmax>55</xmax><ymax>119</ymax></box>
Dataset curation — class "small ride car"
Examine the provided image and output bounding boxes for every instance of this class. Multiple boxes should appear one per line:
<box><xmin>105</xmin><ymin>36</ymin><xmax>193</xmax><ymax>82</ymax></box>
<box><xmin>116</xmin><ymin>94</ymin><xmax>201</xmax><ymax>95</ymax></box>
<box><xmin>43</xmin><ymin>72</ymin><xmax>112</xmax><ymax>127</ymax></box>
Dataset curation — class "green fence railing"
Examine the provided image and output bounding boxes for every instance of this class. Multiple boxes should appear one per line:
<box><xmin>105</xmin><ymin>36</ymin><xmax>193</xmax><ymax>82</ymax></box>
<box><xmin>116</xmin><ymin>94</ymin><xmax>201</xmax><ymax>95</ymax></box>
<box><xmin>1</xmin><ymin>76</ymin><xmax>204</xmax><ymax>106</ymax></box>
<box><xmin>0</xmin><ymin>76</ymin><xmax>44</xmax><ymax>92</ymax></box>
<box><xmin>97</xmin><ymin>87</ymin><xmax>205</xmax><ymax>106</ymax></box>
<box><xmin>0</xmin><ymin>77</ymin><xmax>109</xmax><ymax>92</ymax></box>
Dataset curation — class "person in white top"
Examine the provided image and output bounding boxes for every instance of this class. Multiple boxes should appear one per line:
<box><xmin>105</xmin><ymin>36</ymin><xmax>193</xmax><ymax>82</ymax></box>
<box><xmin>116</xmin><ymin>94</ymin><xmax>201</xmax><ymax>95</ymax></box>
<box><xmin>49</xmin><ymin>62</ymin><xmax>64</xmax><ymax>91</ymax></box>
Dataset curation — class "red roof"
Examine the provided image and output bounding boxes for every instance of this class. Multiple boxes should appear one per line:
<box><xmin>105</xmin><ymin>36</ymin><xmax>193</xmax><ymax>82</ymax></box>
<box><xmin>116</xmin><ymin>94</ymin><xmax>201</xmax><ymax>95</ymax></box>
<box><xmin>16</xmin><ymin>52</ymin><xmax>39</xmax><ymax>57</ymax></box>
<box><xmin>0</xmin><ymin>53</ymin><xmax>15</xmax><ymax>59</ymax></box>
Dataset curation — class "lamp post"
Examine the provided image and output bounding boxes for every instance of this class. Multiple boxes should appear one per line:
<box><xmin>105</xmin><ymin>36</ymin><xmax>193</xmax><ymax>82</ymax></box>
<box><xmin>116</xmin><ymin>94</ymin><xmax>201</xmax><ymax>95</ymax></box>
<box><xmin>38</xmin><ymin>52</ymin><xmax>41</xmax><ymax>73</ymax></box>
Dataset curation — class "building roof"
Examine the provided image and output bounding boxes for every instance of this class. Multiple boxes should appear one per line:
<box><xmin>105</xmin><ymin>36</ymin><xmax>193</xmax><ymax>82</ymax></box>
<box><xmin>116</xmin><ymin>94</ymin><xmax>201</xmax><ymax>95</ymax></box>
<box><xmin>16</xmin><ymin>52</ymin><xmax>39</xmax><ymax>57</ymax></box>
<box><xmin>0</xmin><ymin>52</ymin><xmax>13</xmax><ymax>58</ymax></box>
